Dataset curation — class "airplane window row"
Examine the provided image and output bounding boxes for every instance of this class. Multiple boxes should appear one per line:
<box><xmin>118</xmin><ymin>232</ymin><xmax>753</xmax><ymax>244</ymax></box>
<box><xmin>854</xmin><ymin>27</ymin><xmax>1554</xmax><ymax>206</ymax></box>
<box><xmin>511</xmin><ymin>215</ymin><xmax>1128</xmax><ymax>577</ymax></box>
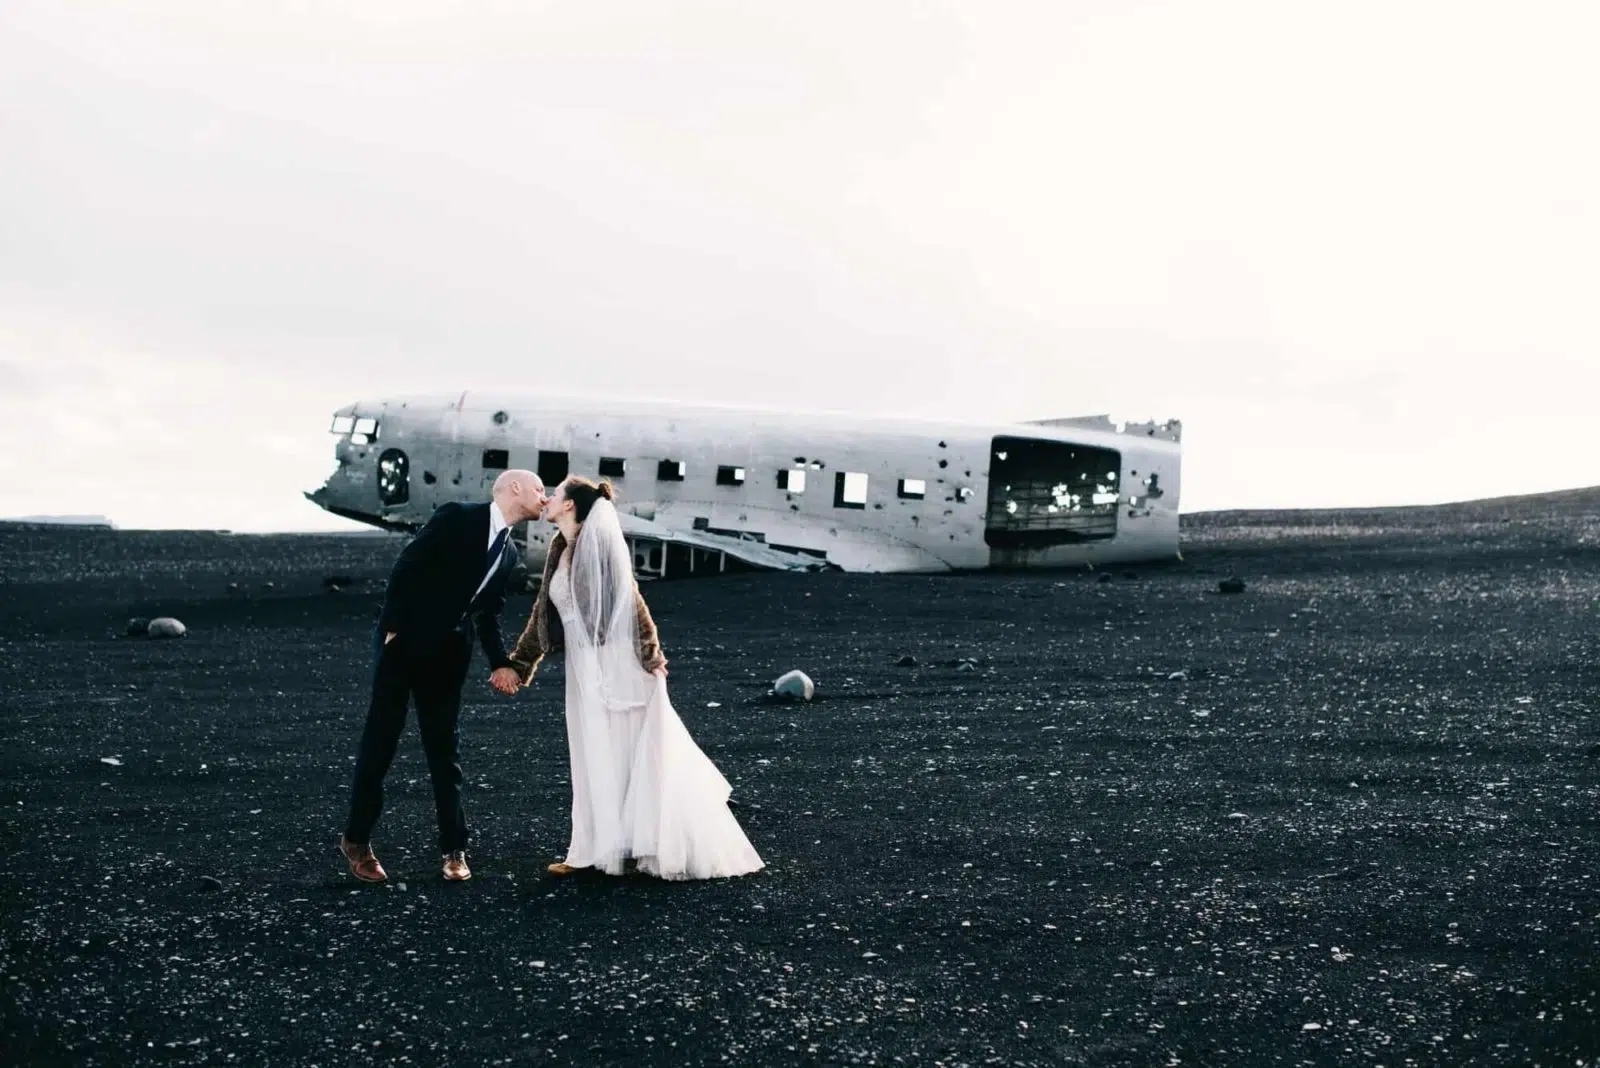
<box><xmin>482</xmin><ymin>449</ymin><xmax>936</xmax><ymax>509</ymax></box>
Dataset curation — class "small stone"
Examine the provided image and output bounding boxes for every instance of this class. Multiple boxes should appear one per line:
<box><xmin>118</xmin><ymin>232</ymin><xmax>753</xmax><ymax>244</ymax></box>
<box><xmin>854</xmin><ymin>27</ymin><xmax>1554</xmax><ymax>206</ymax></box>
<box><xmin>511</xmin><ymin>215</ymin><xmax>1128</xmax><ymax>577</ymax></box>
<box><xmin>198</xmin><ymin>875</ymin><xmax>223</xmax><ymax>892</ymax></box>
<box><xmin>1301</xmin><ymin>1022</ymin><xmax>1322</xmax><ymax>1032</ymax></box>
<box><xmin>100</xmin><ymin>756</ymin><xmax>122</xmax><ymax>767</ymax></box>
<box><xmin>147</xmin><ymin>617</ymin><xmax>186</xmax><ymax>639</ymax></box>
<box><xmin>957</xmin><ymin>661</ymin><xmax>976</xmax><ymax>674</ymax></box>
<box><xmin>896</xmin><ymin>655</ymin><xmax>918</xmax><ymax>668</ymax></box>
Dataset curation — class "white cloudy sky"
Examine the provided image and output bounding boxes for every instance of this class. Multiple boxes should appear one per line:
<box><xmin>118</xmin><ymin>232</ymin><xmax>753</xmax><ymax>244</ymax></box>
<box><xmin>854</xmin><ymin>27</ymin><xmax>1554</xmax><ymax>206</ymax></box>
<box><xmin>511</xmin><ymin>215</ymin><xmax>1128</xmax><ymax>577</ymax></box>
<box><xmin>2</xmin><ymin>1</ymin><xmax>1595</xmax><ymax>530</ymax></box>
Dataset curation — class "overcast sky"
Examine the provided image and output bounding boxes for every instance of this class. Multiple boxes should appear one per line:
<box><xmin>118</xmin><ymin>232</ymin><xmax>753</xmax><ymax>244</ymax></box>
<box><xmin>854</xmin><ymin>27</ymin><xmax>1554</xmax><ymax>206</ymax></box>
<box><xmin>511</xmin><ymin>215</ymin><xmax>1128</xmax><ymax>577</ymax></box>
<box><xmin>2</xmin><ymin>1</ymin><xmax>1596</xmax><ymax>530</ymax></box>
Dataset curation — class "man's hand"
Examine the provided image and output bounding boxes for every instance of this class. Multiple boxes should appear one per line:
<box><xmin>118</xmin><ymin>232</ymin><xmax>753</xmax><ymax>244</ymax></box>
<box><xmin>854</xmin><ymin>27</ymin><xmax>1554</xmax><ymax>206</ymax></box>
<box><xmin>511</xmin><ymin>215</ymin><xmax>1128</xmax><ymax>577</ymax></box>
<box><xmin>489</xmin><ymin>667</ymin><xmax>521</xmax><ymax>696</ymax></box>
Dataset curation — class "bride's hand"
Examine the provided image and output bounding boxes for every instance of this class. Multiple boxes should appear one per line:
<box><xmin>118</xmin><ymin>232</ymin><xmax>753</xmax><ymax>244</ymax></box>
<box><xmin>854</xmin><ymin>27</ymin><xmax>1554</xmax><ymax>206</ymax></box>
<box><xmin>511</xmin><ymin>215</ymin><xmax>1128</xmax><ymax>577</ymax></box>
<box><xmin>489</xmin><ymin>667</ymin><xmax>521</xmax><ymax>695</ymax></box>
<box><xmin>651</xmin><ymin>659</ymin><xmax>668</xmax><ymax>677</ymax></box>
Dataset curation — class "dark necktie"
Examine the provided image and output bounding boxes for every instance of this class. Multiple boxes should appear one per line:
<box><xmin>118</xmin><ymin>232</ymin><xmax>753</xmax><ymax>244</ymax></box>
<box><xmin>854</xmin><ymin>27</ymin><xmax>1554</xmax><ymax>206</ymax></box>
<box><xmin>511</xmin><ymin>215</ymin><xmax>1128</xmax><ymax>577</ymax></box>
<box><xmin>486</xmin><ymin>527</ymin><xmax>509</xmax><ymax>572</ymax></box>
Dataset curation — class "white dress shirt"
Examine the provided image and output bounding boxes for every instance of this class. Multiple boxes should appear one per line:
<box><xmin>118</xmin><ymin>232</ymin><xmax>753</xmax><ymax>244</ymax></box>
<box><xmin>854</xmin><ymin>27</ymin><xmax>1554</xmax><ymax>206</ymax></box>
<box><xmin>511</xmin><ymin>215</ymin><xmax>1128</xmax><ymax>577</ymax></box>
<box><xmin>472</xmin><ymin>501</ymin><xmax>510</xmax><ymax>602</ymax></box>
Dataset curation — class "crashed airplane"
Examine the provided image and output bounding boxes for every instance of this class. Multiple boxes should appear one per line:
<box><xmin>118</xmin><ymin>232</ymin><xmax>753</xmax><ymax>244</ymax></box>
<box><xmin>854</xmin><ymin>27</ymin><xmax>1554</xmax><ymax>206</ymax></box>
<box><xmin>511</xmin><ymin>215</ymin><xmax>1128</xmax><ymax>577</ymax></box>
<box><xmin>306</xmin><ymin>392</ymin><xmax>1181</xmax><ymax>576</ymax></box>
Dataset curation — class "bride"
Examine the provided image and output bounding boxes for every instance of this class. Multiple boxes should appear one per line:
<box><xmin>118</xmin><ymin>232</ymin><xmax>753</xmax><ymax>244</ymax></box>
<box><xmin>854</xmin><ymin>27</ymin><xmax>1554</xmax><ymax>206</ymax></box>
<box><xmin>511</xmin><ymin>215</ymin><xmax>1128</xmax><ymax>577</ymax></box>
<box><xmin>506</xmin><ymin>476</ymin><xmax>764</xmax><ymax>880</ymax></box>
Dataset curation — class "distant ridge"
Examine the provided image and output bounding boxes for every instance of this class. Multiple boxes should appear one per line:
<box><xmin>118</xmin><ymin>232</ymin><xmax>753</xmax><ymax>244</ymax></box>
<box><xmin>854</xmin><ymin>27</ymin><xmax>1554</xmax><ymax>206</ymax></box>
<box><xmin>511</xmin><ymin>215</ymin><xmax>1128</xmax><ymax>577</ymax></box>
<box><xmin>1188</xmin><ymin>485</ymin><xmax>1600</xmax><ymax>521</ymax></box>
<box><xmin>0</xmin><ymin>515</ymin><xmax>117</xmax><ymax>530</ymax></box>
<box><xmin>1427</xmin><ymin>485</ymin><xmax>1600</xmax><ymax>509</ymax></box>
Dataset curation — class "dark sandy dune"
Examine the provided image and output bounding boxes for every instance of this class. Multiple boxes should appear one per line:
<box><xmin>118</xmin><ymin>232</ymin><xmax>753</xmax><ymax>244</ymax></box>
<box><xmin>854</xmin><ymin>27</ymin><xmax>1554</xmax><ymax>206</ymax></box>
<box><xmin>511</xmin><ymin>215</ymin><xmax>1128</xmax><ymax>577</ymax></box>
<box><xmin>2</xmin><ymin>490</ymin><xmax>1598</xmax><ymax>1066</ymax></box>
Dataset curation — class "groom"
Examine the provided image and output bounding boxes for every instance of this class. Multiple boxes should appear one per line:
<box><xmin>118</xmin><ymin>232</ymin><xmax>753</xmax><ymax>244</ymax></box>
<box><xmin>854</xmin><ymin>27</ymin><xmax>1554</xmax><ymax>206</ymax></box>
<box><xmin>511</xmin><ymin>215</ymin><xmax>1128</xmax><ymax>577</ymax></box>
<box><xmin>339</xmin><ymin>469</ymin><xmax>546</xmax><ymax>884</ymax></box>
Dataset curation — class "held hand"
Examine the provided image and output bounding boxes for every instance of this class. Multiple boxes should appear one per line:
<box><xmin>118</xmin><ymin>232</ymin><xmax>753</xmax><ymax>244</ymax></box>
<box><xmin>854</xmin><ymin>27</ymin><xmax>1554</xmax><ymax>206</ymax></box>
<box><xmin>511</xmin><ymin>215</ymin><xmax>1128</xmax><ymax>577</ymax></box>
<box><xmin>489</xmin><ymin>667</ymin><xmax>521</xmax><ymax>696</ymax></box>
<box><xmin>651</xmin><ymin>658</ymin><xmax>668</xmax><ymax>678</ymax></box>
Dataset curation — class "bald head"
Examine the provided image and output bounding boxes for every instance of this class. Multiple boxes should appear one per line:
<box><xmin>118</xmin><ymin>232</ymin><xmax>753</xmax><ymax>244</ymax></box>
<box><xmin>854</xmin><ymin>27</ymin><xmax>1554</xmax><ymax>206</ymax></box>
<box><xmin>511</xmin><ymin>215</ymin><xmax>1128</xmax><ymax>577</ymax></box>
<box><xmin>491</xmin><ymin>469</ymin><xmax>545</xmax><ymax>524</ymax></box>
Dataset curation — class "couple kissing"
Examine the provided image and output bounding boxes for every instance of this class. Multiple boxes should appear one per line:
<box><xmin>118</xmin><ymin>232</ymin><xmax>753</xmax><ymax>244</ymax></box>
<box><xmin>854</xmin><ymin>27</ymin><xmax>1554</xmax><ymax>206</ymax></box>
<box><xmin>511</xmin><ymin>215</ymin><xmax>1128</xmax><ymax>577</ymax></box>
<box><xmin>337</xmin><ymin>469</ymin><xmax>763</xmax><ymax>884</ymax></box>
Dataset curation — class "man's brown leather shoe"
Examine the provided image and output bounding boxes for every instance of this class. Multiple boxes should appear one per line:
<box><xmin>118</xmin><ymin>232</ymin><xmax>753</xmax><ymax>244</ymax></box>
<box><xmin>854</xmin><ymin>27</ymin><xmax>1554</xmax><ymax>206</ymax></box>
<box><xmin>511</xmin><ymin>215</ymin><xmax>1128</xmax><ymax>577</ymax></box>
<box><xmin>443</xmin><ymin>851</ymin><xmax>471</xmax><ymax>881</ymax></box>
<box><xmin>340</xmin><ymin>836</ymin><xmax>387</xmax><ymax>883</ymax></box>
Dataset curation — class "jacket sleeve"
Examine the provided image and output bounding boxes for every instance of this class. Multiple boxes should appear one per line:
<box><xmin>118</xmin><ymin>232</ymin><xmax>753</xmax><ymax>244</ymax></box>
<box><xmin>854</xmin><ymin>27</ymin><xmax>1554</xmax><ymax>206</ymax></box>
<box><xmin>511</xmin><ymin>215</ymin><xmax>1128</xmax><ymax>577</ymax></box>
<box><xmin>507</xmin><ymin>539</ymin><xmax>562</xmax><ymax>684</ymax></box>
<box><xmin>472</xmin><ymin>575</ymin><xmax>514</xmax><ymax>672</ymax></box>
<box><xmin>633</xmin><ymin>585</ymin><xmax>665</xmax><ymax>671</ymax></box>
<box><xmin>506</xmin><ymin>603</ymin><xmax>544</xmax><ymax>684</ymax></box>
<box><xmin>377</xmin><ymin>502</ymin><xmax>458</xmax><ymax>632</ymax></box>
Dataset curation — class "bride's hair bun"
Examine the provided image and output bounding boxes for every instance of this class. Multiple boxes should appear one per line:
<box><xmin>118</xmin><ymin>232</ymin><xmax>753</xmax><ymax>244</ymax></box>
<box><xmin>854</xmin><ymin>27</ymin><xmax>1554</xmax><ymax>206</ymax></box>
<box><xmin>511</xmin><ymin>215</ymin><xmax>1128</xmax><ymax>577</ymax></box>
<box><xmin>565</xmin><ymin>475</ymin><xmax>617</xmax><ymax>522</ymax></box>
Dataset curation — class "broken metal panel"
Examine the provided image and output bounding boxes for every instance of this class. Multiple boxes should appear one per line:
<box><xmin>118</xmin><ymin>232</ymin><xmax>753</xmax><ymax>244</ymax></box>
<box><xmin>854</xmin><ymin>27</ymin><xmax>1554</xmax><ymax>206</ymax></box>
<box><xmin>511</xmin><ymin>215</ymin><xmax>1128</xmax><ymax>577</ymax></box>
<box><xmin>615</xmin><ymin>511</ymin><xmax>827</xmax><ymax>573</ymax></box>
<box><xmin>1025</xmin><ymin>414</ymin><xmax>1117</xmax><ymax>432</ymax></box>
<box><xmin>1027</xmin><ymin>414</ymin><xmax>1182</xmax><ymax>443</ymax></box>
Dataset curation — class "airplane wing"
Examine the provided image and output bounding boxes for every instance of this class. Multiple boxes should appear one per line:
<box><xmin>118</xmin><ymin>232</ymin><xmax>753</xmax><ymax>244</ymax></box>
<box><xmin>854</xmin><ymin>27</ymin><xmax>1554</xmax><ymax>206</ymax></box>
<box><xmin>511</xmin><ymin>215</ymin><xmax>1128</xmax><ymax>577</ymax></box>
<box><xmin>615</xmin><ymin>511</ymin><xmax>831</xmax><ymax>573</ymax></box>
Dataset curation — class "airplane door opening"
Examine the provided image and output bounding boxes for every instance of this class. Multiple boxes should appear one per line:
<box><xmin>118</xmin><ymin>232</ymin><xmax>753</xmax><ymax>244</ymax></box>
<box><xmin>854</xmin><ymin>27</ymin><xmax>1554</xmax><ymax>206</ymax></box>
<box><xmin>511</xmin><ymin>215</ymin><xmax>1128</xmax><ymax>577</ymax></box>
<box><xmin>983</xmin><ymin>436</ymin><xmax>1119</xmax><ymax>548</ymax></box>
<box><xmin>378</xmin><ymin>449</ymin><xmax>410</xmax><ymax>506</ymax></box>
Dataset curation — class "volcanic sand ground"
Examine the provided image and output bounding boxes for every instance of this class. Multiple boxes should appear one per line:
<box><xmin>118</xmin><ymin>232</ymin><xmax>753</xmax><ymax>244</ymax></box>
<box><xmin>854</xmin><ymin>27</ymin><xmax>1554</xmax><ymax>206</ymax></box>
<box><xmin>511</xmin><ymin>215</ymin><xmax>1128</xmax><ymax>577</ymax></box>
<box><xmin>3</xmin><ymin>494</ymin><xmax>1599</xmax><ymax>1066</ymax></box>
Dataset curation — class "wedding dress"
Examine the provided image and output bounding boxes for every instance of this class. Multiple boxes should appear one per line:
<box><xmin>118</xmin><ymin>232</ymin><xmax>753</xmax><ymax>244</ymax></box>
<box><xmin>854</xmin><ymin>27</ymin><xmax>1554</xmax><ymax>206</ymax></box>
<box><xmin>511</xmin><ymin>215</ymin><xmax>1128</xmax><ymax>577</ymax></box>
<box><xmin>547</xmin><ymin>499</ymin><xmax>763</xmax><ymax>880</ymax></box>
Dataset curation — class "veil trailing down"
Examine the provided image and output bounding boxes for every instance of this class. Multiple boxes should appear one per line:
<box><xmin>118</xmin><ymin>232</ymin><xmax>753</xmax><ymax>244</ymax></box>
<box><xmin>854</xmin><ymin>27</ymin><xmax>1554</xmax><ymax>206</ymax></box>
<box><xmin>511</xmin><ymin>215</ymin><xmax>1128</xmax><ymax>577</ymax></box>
<box><xmin>549</xmin><ymin>497</ymin><xmax>763</xmax><ymax>880</ymax></box>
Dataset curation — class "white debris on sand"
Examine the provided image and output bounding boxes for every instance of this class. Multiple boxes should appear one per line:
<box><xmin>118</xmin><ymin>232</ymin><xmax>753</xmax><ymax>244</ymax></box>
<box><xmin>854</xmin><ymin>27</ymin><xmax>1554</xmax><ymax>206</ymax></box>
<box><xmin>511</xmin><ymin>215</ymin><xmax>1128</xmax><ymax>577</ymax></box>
<box><xmin>773</xmin><ymin>670</ymin><xmax>814</xmax><ymax>701</ymax></box>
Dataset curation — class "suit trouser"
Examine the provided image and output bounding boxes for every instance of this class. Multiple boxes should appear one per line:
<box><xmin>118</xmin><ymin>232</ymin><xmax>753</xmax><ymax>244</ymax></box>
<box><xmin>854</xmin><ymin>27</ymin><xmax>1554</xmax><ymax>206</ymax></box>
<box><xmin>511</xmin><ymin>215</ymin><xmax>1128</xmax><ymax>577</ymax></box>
<box><xmin>344</xmin><ymin>627</ymin><xmax>472</xmax><ymax>854</ymax></box>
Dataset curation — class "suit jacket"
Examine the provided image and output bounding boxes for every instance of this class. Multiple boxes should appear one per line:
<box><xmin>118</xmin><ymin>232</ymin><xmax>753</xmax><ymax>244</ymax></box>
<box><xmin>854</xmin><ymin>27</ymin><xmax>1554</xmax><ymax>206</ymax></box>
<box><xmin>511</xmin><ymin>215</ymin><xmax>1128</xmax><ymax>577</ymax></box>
<box><xmin>506</xmin><ymin>528</ymin><xmax>665</xmax><ymax>684</ymax></box>
<box><xmin>376</xmin><ymin>501</ymin><xmax>517</xmax><ymax>671</ymax></box>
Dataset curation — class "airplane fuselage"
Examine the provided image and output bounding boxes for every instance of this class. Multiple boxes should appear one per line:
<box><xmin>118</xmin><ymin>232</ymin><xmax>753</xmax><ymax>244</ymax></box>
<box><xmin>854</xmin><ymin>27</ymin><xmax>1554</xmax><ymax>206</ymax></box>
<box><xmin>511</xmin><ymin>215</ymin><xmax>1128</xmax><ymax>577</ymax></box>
<box><xmin>307</xmin><ymin>392</ymin><xmax>1181</xmax><ymax>574</ymax></box>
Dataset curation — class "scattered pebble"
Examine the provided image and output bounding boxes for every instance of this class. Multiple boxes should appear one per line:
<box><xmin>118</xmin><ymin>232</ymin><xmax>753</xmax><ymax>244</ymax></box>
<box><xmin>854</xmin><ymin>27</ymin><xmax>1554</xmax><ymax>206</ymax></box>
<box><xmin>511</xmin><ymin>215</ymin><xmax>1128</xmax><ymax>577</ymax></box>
<box><xmin>147</xmin><ymin>617</ymin><xmax>186</xmax><ymax>639</ymax></box>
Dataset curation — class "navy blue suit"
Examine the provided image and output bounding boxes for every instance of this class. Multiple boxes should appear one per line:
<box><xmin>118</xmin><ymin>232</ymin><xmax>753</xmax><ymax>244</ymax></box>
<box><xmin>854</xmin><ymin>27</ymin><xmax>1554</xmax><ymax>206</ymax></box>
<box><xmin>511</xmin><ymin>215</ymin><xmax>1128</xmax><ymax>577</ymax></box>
<box><xmin>344</xmin><ymin>501</ymin><xmax>518</xmax><ymax>854</ymax></box>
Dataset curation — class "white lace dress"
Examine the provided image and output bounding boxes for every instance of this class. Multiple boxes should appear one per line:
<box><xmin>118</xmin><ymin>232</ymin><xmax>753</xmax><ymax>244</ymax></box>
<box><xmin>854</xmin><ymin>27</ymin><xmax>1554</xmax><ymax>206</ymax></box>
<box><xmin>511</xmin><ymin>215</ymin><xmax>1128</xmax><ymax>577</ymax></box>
<box><xmin>547</xmin><ymin>554</ymin><xmax>764</xmax><ymax>880</ymax></box>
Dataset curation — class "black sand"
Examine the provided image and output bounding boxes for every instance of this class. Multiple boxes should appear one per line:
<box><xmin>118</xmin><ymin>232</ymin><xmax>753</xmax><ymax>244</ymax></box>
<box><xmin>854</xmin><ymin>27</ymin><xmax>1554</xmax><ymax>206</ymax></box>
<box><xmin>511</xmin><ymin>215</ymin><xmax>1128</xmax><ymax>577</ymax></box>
<box><xmin>3</xmin><ymin>494</ymin><xmax>1598</xmax><ymax>1065</ymax></box>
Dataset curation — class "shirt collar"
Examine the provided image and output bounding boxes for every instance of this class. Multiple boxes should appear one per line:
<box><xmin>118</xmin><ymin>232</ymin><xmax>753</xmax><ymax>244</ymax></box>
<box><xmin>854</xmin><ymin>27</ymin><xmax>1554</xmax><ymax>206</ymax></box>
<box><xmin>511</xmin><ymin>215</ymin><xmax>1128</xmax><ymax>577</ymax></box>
<box><xmin>488</xmin><ymin>500</ymin><xmax>509</xmax><ymax>539</ymax></box>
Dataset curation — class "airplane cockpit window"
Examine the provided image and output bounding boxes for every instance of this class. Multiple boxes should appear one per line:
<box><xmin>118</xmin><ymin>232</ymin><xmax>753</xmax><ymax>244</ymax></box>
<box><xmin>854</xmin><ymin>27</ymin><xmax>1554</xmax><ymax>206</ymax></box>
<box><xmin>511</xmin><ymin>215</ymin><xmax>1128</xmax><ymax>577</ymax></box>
<box><xmin>329</xmin><ymin>416</ymin><xmax>355</xmax><ymax>436</ymax></box>
<box><xmin>351</xmin><ymin>417</ymin><xmax>379</xmax><ymax>445</ymax></box>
